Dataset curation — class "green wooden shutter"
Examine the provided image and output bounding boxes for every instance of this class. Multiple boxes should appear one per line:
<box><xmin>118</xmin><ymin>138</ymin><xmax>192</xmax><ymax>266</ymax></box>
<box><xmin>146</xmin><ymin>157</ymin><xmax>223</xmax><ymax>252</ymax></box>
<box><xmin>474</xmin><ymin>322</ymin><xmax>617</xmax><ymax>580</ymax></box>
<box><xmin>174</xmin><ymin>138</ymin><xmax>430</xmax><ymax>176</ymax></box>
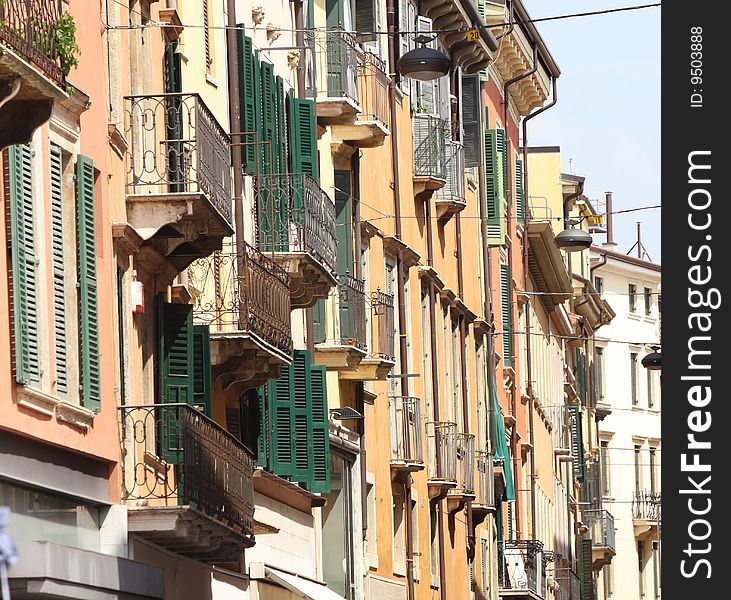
<box><xmin>7</xmin><ymin>144</ymin><xmax>40</xmax><ymax>386</ymax></box>
<box><xmin>484</xmin><ymin>122</ymin><xmax>505</xmax><ymax>246</ymax></box>
<box><xmin>578</xmin><ymin>534</ymin><xmax>595</xmax><ymax>600</ymax></box>
<box><xmin>237</xmin><ymin>32</ymin><xmax>258</xmax><ymax>173</ymax></box>
<box><xmin>289</xmin><ymin>98</ymin><xmax>319</xmax><ymax>182</ymax></box>
<box><xmin>192</xmin><ymin>325</ymin><xmax>212</xmax><ymax>417</ymax></box>
<box><xmin>260</xmin><ymin>60</ymin><xmax>276</xmax><ymax>176</ymax></box>
<box><xmin>572</xmin><ymin>405</ymin><xmax>585</xmax><ymax>482</ymax></box>
<box><xmin>515</xmin><ymin>158</ymin><xmax>525</xmax><ymax>225</ymax></box>
<box><xmin>163</xmin><ymin>42</ymin><xmax>184</xmax><ymax>192</ymax></box>
<box><xmin>267</xmin><ymin>356</ymin><xmax>301</xmax><ymax>478</ymax></box>
<box><xmin>335</xmin><ymin>170</ymin><xmax>354</xmax><ymax>342</ymax></box>
<box><xmin>255</xmin><ymin>386</ymin><xmax>269</xmax><ymax>467</ymax></box>
<box><xmin>158</xmin><ymin>298</ymin><xmax>194</xmax><ymax>464</ymax></box>
<box><xmin>292</xmin><ymin>350</ymin><xmax>313</xmax><ymax>483</ymax></box>
<box><xmin>308</xmin><ymin>364</ymin><xmax>331</xmax><ymax>492</ymax></box>
<box><xmin>312</xmin><ymin>299</ymin><xmax>327</xmax><ymax>344</ymax></box>
<box><xmin>275</xmin><ymin>75</ymin><xmax>287</xmax><ymax>175</ymax></box>
<box><xmin>461</xmin><ymin>74</ymin><xmax>481</xmax><ymax>168</ymax></box>
<box><xmin>500</xmin><ymin>264</ymin><xmax>512</xmax><ymax>368</ymax></box>
<box><xmin>76</xmin><ymin>155</ymin><xmax>101</xmax><ymax>411</ymax></box>
<box><xmin>496</xmin><ymin>128</ymin><xmax>507</xmax><ymax>199</ymax></box>
<box><xmin>50</xmin><ymin>145</ymin><xmax>67</xmax><ymax>397</ymax></box>
<box><xmin>576</xmin><ymin>348</ymin><xmax>587</xmax><ymax>405</ymax></box>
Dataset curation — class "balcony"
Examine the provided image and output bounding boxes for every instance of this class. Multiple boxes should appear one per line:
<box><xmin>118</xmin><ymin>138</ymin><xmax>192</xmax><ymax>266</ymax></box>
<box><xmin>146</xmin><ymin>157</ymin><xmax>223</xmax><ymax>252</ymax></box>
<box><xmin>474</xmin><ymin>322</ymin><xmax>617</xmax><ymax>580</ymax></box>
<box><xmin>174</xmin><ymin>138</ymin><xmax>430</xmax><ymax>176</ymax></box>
<box><xmin>633</xmin><ymin>490</ymin><xmax>660</xmax><ymax>540</ymax></box>
<box><xmin>434</xmin><ymin>139</ymin><xmax>466</xmax><ymax>219</ymax></box>
<box><xmin>187</xmin><ymin>242</ymin><xmax>292</xmax><ymax>391</ymax></box>
<box><xmin>498</xmin><ymin>540</ymin><xmax>548</xmax><ymax>600</ymax></box>
<box><xmin>584</xmin><ymin>509</ymin><xmax>616</xmax><ymax>569</ymax></box>
<box><xmin>122</xmin><ymin>93</ymin><xmax>234</xmax><ymax>274</ymax></box>
<box><xmin>0</xmin><ymin>0</ymin><xmax>68</xmax><ymax>148</ymax></box>
<box><xmin>412</xmin><ymin>114</ymin><xmax>447</xmax><ymax>201</ymax></box>
<box><xmin>472</xmin><ymin>450</ymin><xmax>496</xmax><ymax>522</ymax></box>
<box><xmin>389</xmin><ymin>396</ymin><xmax>424</xmax><ymax>474</ymax></box>
<box><xmin>314</xmin><ymin>274</ymin><xmax>368</xmax><ymax>372</ymax></box>
<box><xmin>426</xmin><ymin>422</ymin><xmax>457</xmax><ymax>496</ymax></box>
<box><xmin>254</xmin><ymin>172</ymin><xmax>337</xmax><ymax>308</ymax></box>
<box><xmin>120</xmin><ymin>404</ymin><xmax>255</xmax><ymax>562</ymax></box>
<box><xmin>553</xmin><ymin>568</ymin><xmax>580</xmax><ymax>600</ymax></box>
<box><xmin>312</xmin><ymin>28</ymin><xmax>360</xmax><ymax>126</ymax></box>
<box><xmin>447</xmin><ymin>433</ymin><xmax>475</xmax><ymax>511</ymax></box>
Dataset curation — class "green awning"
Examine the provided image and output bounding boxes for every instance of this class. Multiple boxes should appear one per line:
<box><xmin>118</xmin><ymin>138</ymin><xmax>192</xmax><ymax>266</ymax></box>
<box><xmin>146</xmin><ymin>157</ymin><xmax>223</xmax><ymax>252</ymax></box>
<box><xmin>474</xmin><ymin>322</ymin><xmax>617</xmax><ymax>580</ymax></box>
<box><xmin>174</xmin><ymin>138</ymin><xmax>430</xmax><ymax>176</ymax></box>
<box><xmin>491</xmin><ymin>372</ymin><xmax>515</xmax><ymax>501</ymax></box>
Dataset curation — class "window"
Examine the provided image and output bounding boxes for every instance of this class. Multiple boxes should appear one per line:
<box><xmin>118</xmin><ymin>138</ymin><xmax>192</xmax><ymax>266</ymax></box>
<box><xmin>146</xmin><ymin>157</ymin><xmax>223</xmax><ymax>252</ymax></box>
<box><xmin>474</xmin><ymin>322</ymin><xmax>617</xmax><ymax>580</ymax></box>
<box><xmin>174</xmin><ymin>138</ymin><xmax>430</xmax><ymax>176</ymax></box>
<box><xmin>596</xmin><ymin>347</ymin><xmax>605</xmax><ymax>402</ymax></box>
<box><xmin>203</xmin><ymin>0</ymin><xmax>212</xmax><ymax>73</ymax></box>
<box><xmin>600</xmin><ymin>441</ymin><xmax>610</xmax><ymax>497</ymax></box>
<box><xmin>594</xmin><ymin>276</ymin><xmax>604</xmax><ymax>294</ymax></box>
<box><xmin>365</xmin><ymin>477</ymin><xmax>378</xmax><ymax>566</ymax></box>
<box><xmin>629</xmin><ymin>284</ymin><xmax>637</xmax><ymax>313</ymax></box>
<box><xmin>421</xmin><ymin>283</ymin><xmax>434</xmax><ymax>420</ymax></box>
<box><xmin>429</xmin><ymin>504</ymin><xmax>440</xmax><ymax>586</ymax></box>
<box><xmin>638</xmin><ymin>541</ymin><xmax>646</xmax><ymax>597</ymax></box>
<box><xmin>322</xmin><ymin>452</ymin><xmax>355</xmax><ymax>599</ymax></box>
<box><xmin>410</xmin><ymin>491</ymin><xmax>420</xmax><ymax>581</ymax></box>
<box><xmin>647</xmin><ymin>369</ymin><xmax>654</xmax><ymax>408</ymax></box>
<box><xmin>501</xmin><ymin>264</ymin><xmax>513</xmax><ymax>366</ymax></box>
<box><xmin>392</xmin><ymin>484</ymin><xmax>406</xmax><ymax>575</ymax></box>
<box><xmin>451</xmin><ymin>316</ymin><xmax>461</xmax><ymax>428</ymax></box>
<box><xmin>649</xmin><ymin>448</ymin><xmax>657</xmax><ymax>494</ymax></box>
<box><xmin>630</xmin><ymin>352</ymin><xmax>639</xmax><ymax>405</ymax></box>
<box><xmin>604</xmin><ymin>562</ymin><xmax>614</xmax><ymax>598</ymax></box>
<box><xmin>644</xmin><ymin>287</ymin><xmax>652</xmax><ymax>315</ymax></box>
<box><xmin>634</xmin><ymin>445</ymin><xmax>642</xmax><ymax>494</ymax></box>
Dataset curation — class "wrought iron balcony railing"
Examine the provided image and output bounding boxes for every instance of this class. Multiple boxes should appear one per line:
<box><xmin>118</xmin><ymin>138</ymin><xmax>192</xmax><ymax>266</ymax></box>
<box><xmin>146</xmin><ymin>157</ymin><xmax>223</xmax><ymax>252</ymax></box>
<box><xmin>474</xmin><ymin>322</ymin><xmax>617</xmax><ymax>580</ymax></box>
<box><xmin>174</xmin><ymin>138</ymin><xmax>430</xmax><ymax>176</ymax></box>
<box><xmin>413</xmin><ymin>114</ymin><xmax>447</xmax><ymax>180</ymax></box>
<box><xmin>124</xmin><ymin>93</ymin><xmax>233</xmax><ymax>225</ymax></box>
<box><xmin>187</xmin><ymin>241</ymin><xmax>292</xmax><ymax>355</ymax></box>
<box><xmin>356</xmin><ymin>51</ymin><xmax>389</xmax><ymax>125</ymax></box>
<box><xmin>0</xmin><ymin>0</ymin><xmax>65</xmax><ymax>84</ymax></box>
<box><xmin>254</xmin><ymin>172</ymin><xmax>337</xmax><ymax>276</ymax></box>
<box><xmin>455</xmin><ymin>433</ymin><xmax>475</xmax><ymax>495</ymax></box>
<box><xmin>321</xmin><ymin>28</ymin><xmax>359</xmax><ymax>103</ymax></box>
<box><xmin>474</xmin><ymin>450</ymin><xmax>495</xmax><ymax>508</ymax></box>
<box><xmin>370</xmin><ymin>289</ymin><xmax>395</xmax><ymax>361</ymax></box>
<box><xmin>426</xmin><ymin>421</ymin><xmax>457</xmax><ymax>484</ymax></box>
<box><xmin>338</xmin><ymin>274</ymin><xmax>366</xmax><ymax>349</ymax></box>
<box><xmin>584</xmin><ymin>509</ymin><xmax>616</xmax><ymax>553</ymax></box>
<box><xmin>390</xmin><ymin>396</ymin><xmax>424</xmax><ymax>467</ymax></box>
<box><xmin>119</xmin><ymin>403</ymin><xmax>255</xmax><ymax>535</ymax></box>
<box><xmin>554</xmin><ymin>568</ymin><xmax>580</xmax><ymax>600</ymax></box>
<box><xmin>633</xmin><ymin>490</ymin><xmax>661</xmax><ymax>521</ymax></box>
<box><xmin>435</xmin><ymin>139</ymin><xmax>466</xmax><ymax>203</ymax></box>
<box><xmin>498</xmin><ymin>539</ymin><xmax>548</xmax><ymax>599</ymax></box>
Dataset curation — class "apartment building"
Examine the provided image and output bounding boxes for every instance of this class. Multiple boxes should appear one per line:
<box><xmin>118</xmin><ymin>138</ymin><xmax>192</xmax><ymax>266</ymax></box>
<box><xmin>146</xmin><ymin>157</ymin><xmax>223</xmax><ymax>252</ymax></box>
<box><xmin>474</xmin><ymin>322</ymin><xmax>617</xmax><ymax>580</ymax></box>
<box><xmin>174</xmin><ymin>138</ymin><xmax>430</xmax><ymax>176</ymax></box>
<box><xmin>0</xmin><ymin>1</ymin><xmax>164</xmax><ymax>597</ymax></box>
<box><xmin>590</xmin><ymin>242</ymin><xmax>661</xmax><ymax>600</ymax></box>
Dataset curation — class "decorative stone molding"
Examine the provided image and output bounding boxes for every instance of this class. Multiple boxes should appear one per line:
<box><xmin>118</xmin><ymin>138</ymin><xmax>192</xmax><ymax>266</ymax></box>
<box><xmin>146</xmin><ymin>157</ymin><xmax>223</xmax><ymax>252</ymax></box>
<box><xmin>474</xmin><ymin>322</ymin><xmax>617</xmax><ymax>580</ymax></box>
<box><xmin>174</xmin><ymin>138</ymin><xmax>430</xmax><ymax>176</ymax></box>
<box><xmin>287</xmin><ymin>49</ymin><xmax>301</xmax><ymax>70</ymax></box>
<box><xmin>56</xmin><ymin>401</ymin><xmax>95</xmax><ymax>431</ymax></box>
<box><xmin>266</xmin><ymin>23</ymin><xmax>281</xmax><ymax>43</ymax></box>
<box><xmin>252</xmin><ymin>6</ymin><xmax>265</xmax><ymax>25</ymax></box>
<box><xmin>16</xmin><ymin>387</ymin><xmax>59</xmax><ymax>417</ymax></box>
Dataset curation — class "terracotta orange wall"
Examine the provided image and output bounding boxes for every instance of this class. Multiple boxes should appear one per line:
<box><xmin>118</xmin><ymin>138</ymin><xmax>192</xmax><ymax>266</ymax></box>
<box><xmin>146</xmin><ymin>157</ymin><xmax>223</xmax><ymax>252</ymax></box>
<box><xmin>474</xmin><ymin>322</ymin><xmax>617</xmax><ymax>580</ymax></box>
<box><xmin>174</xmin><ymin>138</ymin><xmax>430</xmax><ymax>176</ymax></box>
<box><xmin>0</xmin><ymin>0</ymin><xmax>121</xmax><ymax>499</ymax></box>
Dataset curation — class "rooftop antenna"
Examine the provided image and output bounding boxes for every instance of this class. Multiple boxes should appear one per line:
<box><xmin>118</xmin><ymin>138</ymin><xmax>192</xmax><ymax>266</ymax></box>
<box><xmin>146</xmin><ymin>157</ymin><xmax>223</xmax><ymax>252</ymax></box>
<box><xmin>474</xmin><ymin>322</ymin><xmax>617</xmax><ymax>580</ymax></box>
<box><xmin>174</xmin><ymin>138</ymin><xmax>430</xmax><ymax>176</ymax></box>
<box><xmin>626</xmin><ymin>221</ymin><xmax>652</xmax><ymax>261</ymax></box>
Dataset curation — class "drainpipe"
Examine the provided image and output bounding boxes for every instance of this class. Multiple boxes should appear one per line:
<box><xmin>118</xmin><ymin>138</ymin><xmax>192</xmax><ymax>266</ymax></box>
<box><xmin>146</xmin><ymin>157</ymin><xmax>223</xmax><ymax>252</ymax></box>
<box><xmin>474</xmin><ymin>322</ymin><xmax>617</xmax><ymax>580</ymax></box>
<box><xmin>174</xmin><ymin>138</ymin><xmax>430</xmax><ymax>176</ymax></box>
<box><xmin>501</xmin><ymin>43</ymin><xmax>537</xmax><ymax>541</ymax></box>
<box><xmin>495</xmin><ymin>0</ymin><xmax>515</xmax><ymax>41</ymax></box>
<box><xmin>226</xmin><ymin>0</ymin><xmax>246</xmax><ymax>252</ymax></box>
<box><xmin>520</xmin><ymin>75</ymin><xmax>558</xmax><ymax>541</ymax></box>
<box><xmin>386</xmin><ymin>2</ymin><xmax>415</xmax><ymax>598</ymax></box>
<box><xmin>293</xmin><ymin>1</ymin><xmax>306</xmax><ymax>97</ymax></box>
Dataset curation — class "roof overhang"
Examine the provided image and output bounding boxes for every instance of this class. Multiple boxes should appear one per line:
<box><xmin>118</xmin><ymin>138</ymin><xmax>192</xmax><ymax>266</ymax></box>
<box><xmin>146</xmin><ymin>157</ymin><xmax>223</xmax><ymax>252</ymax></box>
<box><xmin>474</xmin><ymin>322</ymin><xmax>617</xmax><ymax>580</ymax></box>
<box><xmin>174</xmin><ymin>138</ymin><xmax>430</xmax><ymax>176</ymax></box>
<box><xmin>572</xmin><ymin>274</ymin><xmax>616</xmax><ymax>331</ymax></box>
<box><xmin>527</xmin><ymin>221</ymin><xmax>572</xmax><ymax>309</ymax></box>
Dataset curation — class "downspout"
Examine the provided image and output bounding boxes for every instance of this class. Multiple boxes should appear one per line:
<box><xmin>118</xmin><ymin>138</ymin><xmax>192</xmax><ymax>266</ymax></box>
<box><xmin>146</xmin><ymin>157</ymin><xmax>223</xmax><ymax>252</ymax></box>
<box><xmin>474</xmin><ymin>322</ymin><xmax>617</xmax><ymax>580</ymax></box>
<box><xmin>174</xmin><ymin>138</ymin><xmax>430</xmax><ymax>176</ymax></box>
<box><xmin>520</xmin><ymin>76</ymin><xmax>558</xmax><ymax>541</ymax></box>
<box><xmin>495</xmin><ymin>0</ymin><xmax>515</xmax><ymax>41</ymax></box>
<box><xmin>386</xmin><ymin>2</ymin><xmax>415</xmax><ymax>598</ymax></box>
<box><xmin>426</xmin><ymin>198</ymin><xmax>448</xmax><ymax>600</ymax></box>
<box><xmin>502</xmin><ymin>43</ymin><xmax>538</xmax><ymax>540</ymax></box>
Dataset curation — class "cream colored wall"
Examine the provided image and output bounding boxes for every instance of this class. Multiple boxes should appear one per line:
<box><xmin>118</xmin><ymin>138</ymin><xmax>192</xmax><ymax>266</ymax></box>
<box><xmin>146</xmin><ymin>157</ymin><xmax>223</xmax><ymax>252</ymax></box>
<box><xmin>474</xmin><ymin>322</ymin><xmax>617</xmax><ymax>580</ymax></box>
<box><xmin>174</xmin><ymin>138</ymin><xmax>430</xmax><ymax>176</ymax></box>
<box><xmin>526</xmin><ymin>151</ymin><xmax>563</xmax><ymax>236</ymax></box>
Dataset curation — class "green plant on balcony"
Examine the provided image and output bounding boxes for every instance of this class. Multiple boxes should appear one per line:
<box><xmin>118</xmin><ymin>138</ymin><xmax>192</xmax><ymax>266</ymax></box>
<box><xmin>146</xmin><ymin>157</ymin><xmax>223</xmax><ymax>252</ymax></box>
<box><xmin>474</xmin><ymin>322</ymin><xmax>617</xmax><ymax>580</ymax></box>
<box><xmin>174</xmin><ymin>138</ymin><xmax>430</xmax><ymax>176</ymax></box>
<box><xmin>55</xmin><ymin>11</ymin><xmax>80</xmax><ymax>77</ymax></box>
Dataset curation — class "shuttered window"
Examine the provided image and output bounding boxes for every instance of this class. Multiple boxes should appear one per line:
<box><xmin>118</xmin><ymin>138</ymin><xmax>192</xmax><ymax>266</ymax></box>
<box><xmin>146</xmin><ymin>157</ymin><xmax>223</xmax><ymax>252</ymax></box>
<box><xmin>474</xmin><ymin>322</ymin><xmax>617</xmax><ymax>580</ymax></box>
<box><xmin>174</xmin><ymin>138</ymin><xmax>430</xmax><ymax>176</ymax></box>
<box><xmin>258</xmin><ymin>350</ymin><xmax>331</xmax><ymax>492</ymax></box>
<box><xmin>572</xmin><ymin>405</ymin><xmax>585</xmax><ymax>482</ymax></box>
<box><xmin>355</xmin><ymin>0</ymin><xmax>377</xmax><ymax>42</ymax></box>
<box><xmin>6</xmin><ymin>144</ymin><xmax>40</xmax><ymax>386</ymax></box>
<box><xmin>192</xmin><ymin>325</ymin><xmax>212</xmax><ymax>416</ymax></box>
<box><xmin>500</xmin><ymin>264</ymin><xmax>512</xmax><ymax>367</ymax></box>
<box><xmin>484</xmin><ymin>122</ymin><xmax>506</xmax><ymax>245</ymax></box>
<box><xmin>461</xmin><ymin>74</ymin><xmax>481</xmax><ymax>167</ymax></box>
<box><xmin>515</xmin><ymin>158</ymin><xmax>525</xmax><ymax>225</ymax></box>
<box><xmin>76</xmin><ymin>156</ymin><xmax>101</xmax><ymax>411</ymax></box>
<box><xmin>481</xmin><ymin>538</ymin><xmax>489</xmax><ymax>597</ymax></box>
<box><xmin>237</xmin><ymin>32</ymin><xmax>258</xmax><ymax>173</ymax></box>
<box><xmin>579</xmin><ymin>534</ymin><xmax>595</xmax><ymax>600</ymax></box>
<box><xmin>496</xmin><ymin>128</ymin><xmax>507</xmax><ymax>199</ymax></box>
<box><xmin>289</xmin><ymin>97</ymin><xmax>319</xmax><ymax>181</ymax></box>
<box><xmin>50</xmin><ymin>145</ymin><xmax>67</xmax><ymax>397</ymax></box>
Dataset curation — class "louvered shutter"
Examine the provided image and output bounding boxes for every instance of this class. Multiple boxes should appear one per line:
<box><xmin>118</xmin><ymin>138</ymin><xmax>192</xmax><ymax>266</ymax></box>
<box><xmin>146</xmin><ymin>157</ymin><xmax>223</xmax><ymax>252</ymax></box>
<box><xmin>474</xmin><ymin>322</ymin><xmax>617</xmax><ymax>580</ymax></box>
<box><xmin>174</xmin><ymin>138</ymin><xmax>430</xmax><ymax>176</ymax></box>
<box><xmin>7</xmin><ymin>144</ymin><xmax>40</xmax><ymax>386</ymax></box>
<box><xmin>312</xmin><ymin>299</ymin><xmax>327</xmax><ymax>344</ymax></box>
<box><xmin>192</xmin><ymin>325</ymin><xmax>212</xmax><ymax>416</ymax></box>
<box><xmin>481</xmin><ymin>538</ymin><xmax>489</xmax><ymax>597</ymax></box>
<box><xmin>515</xmin><ymin>158</ymin><xmax>525</xmax><ymax>225</ymax></box>
<box><xmin>268</xmin><ymin>363</ymin><xmax>295</xmax><ymax>475</ymax></box>
<box><xmin>356</xmin><ymin>0</ymin><xmax>377</xmax><ymax>42</ymax></box>
<box><xmin>495</xmin><ymin>129</ymin><xmax>507</xmax><ymax>200</ymax></box>
<box><xmin>163</xmin><ymin>42</ymin><xmax>184</xmax><ymax>192</ymax></box>
<box><xmin>415</xmin><ymin>16</ymin><xmax>437</xmax><ymax>114</ymax></box>
<box><xmin>292</xmin><ymin>349</ymin><xmax>312</xmax><ymax>483</ymax></box>
<box><xmin>578</xmin><ymin>534</ymin><xmax>595</xmax><ymax>600</ymax></box>
<box><xmin>50</xmin><ymin>145</ymin><xmax>67</xmax><ymax>397</ymax></box>
<box><xmin>462</xmin><ymin>74</ymin><xmax>481</xmax><ymax>167</ymax></box>
<box><xmin>484</xmin><ymin>122</ymin><xmax>505</xmax><ymax>245</ymax></box>
<box><xmin>275</xmin><ymin>75</ymin><xmax>287</xmax><ymax>175</ymax></box>
<box><xmin>500</xmin><ymin>264</ymin><xmax>512</xmax><ymax>367</ymax></box>
<box><xmin>308</xmin><ymin>364</ymin><xmax>331</xmax><ymax>492</ymax></box>
<box><xmin>571</xmin><ymin>405</ymin><xmax>585</xmax><ymax>482</ymax></box>
<box><xmin>77</xmin><ymin>155</ymin><xmax>101</xmax><ymax>411</ymax></box>
<box><xmin>576</xmin><ymin>348</ymin><xmax>587</xmax><ymax>405</ymax></box>
<box><xmin>397</xmin><ymin>0</ymin><xmax>414</xmax><ymax>96</ymax></box>
<box><xmin>158</xmin><ymin>298</ymin><xmax>194</xmax><ymax>464</ymax></box>
<box><xmin>289</xmin><ymin>98</ymin><xmax>319</xmax><ymax>182</ymax></box>
<box><xmin>256</xmin><ymin>386</ymin><xmax>269</xmax><ymax>467</ymax></box>
<box><xmin>477</xmin><ymin>1</ymin><xmax>488</xmax><ymax>82</ymax></box>
<box><xmin>259</xmin><ymin>60</ymin><xmax>275</xmax><ymax>177</ymax></box>
<box><xmin>237</xmin><ymin>32</ymin><xmax>258</xmax><ymax>173</ymax></box>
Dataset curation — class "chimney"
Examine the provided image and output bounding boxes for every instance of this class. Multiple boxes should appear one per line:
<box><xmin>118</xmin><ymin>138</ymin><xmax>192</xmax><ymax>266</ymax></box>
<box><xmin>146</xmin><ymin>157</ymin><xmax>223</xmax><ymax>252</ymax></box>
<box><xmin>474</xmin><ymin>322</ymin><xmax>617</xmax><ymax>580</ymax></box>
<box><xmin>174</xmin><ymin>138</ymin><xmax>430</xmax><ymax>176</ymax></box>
<box><xmin>603</xmin><ymin>191</ymin><xmax>618</xmax><ymax>251</ymax></box>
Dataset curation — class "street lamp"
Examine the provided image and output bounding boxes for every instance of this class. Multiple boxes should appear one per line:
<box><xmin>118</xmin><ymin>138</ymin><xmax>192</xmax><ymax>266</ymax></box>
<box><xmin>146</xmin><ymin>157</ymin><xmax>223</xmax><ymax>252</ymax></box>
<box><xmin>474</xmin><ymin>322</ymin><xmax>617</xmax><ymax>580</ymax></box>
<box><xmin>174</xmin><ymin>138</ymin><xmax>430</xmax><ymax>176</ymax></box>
<box><xmin>555</xmin><ymin>227</ymin><xmax>593</xmax><ymax>252</ymax></box>
<box><xmin>397</xmin><ymin>35</ymin><xmax>450</xmax><ymax>81</ymax></box>
<box><xmin>641</xmin><ymin>345</ymin><xmax>661</xmax><ymax>370</ymax></box>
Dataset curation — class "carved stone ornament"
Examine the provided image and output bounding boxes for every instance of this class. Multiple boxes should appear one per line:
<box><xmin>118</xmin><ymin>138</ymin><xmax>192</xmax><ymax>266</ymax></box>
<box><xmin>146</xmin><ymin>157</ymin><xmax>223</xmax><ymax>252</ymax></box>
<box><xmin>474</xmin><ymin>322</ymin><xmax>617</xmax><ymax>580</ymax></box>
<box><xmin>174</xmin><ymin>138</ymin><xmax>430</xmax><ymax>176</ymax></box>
<box><xmin>252</xmin><ymin>6</ymin><xmax>265</xmax><ymax>25</ymax></box>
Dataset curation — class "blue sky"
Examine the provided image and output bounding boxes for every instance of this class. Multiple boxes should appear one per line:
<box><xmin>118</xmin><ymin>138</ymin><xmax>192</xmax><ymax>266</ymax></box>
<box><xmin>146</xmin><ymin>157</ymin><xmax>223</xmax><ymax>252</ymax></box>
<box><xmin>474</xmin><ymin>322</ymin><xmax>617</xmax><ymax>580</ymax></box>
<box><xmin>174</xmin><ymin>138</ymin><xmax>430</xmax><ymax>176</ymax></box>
<box><xmin>523</xmin><ymin>1</ymin><xmax>661</xmax><ymax>261</ymax></box>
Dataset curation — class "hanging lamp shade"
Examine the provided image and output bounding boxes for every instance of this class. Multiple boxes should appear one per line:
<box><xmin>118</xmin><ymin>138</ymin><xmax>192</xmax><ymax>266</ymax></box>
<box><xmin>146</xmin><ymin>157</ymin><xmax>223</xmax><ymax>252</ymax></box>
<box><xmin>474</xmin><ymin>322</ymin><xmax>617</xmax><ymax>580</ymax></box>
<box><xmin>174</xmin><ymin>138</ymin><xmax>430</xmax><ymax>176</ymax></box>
<box><xmin>555</xmin><ymin>228</ymin><xmax>593</xmax><ymax>252</ymax></box>
<box><xmin>397</xmin><ymin>46</ymin><xmax>451</xmax><ymax>81</ymax></box>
